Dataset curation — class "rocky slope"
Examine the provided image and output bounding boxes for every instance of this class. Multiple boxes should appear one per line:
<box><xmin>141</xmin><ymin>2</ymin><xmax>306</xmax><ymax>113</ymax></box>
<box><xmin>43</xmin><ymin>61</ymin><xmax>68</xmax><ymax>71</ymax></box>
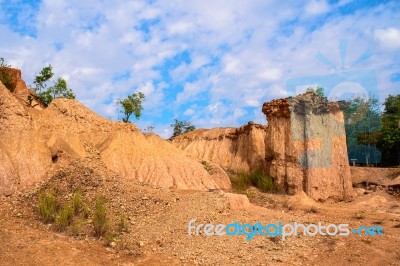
<box><xmin>171</xmin><ymin>122</ymin><xmax>267</xmax><ymax>173</ymax></box>
<box><xmin>0</xmin><ymin>69</ymin><xmax>231</xmax><ymax>196</ymax></box>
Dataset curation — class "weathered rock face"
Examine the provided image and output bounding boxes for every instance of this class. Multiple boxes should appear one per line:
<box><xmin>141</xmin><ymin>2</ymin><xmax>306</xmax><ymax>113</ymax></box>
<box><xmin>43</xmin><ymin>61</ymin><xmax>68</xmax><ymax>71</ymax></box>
<box><xmin>0</xmin><ymin>67</ymin><xmax>44</xmax><ymax>110</ymax></box>
<box><xmin>262</xmin><ymin>92</ymin><xmax>353</xmax><ymax>201</ymax></box>
<box><xmin>0</xmin><ymin>69</ymin><xmax>231</xmax><ymax>195</ymax></box>
<box><xmin>171</xmin><ymin>122</ymin><xmax>267</xmax><ymax>173</ymax></box>
<box><xmin>0</xmin><ymin>77</ymin><xmax>51</xmax><ymax>196</ymax></box>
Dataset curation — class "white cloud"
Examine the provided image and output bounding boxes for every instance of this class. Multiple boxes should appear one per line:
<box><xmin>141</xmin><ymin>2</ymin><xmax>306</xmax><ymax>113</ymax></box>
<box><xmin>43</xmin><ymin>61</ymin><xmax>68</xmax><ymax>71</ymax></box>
<box><xmin>375</xmin><ymin>28</ymin><xmax>400</xmax><ymax>51</ymax></box>
<box><xmin>0</xmin><ymin>0</ymin><xmax>399</xmax><ymax>138</ymax></box>
<box><xmin>304</xmin><ymin>0</ymin><xmax>330</xmax><ymax>16</ymax></box>
<box><xmin>257</xmin><ymin>68</ymin><xmax>282</xmax><ymax>81</ymax></box>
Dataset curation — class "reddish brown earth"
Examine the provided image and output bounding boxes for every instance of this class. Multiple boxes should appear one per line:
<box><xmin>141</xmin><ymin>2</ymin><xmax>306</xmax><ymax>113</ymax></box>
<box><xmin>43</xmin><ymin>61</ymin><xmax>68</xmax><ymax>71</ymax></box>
<box><xmin>1</xmin><ymin>165</ymin><xmax>399</xmax><ymax>265</ymax></box>
<box><xmin>0</xmin><ymin>68</ymin><xmax>399</xmax><ymax>265</ymax></box>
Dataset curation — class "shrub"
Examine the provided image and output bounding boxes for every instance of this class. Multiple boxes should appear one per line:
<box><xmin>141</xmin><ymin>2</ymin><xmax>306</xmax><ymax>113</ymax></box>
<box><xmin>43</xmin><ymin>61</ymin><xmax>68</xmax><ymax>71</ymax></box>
<box><xmin>70</xmin><ymin>217</ymin><xmax>84</xmax><ymax>236</ymax></box>
<box><xmin>229</xmin><ymin>168</ymin><xmax>276</xmax><ymax>193</ymax></box>
<box><xmin>230</xmin><ymin>172</ymin><xmax>252</xmax><ymax>192</ymax></box>
<box><xmin>38</xmin><ymin>191</ymin><xmax>58</xmax><ymax>223</ymax></box>
<box><xmin>55</xmin><ymin>204</ymin><xmax>74</xmax><ymax>231</ymax></box>
<box><xmin>118</xmin><ymin>211</ymin><xmax>128</xmax><ymax>233</ymax></box>
<box><xmin>0</xmin><ymin>68</ymin><xmax>14</xmax><ymax>92</ymax></box>
<box><xmin>93</xmin><ymin>196</ymin><xmax>109</xmax><ymax>237</ymax></box>
<box><xmin>72</xmin><ymin>189</ymin><xmax>88</xmax><ymax>217</ymax></box>
<box><xmin>250</xmin><ymin>168</ymin><xmax>276</xmax><ymax>192</ymax></box>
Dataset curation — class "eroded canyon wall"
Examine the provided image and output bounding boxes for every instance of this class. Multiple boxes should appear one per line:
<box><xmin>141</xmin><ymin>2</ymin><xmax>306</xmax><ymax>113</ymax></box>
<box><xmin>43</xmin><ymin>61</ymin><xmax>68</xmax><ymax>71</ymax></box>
<box><xmin>171</xmin><ymin>122</ymin><xmax>267</xmax><ymax>173</ymax></box>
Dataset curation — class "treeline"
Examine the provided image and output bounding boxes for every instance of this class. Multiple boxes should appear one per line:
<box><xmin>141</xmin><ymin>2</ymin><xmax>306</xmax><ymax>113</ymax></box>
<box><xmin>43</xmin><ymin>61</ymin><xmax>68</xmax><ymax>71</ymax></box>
<box><xmin>350</xmin><ymin>94</ymin><xmax>400</xmax><ymax>167</ymax></box>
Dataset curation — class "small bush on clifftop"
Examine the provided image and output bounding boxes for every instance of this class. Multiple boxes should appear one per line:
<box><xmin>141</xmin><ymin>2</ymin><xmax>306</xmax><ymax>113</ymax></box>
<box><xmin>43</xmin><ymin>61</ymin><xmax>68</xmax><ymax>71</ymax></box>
<box><xmin>0</xmin><ymin>58</ymin><xmax>14</xmax><ymax>92</ymax></box>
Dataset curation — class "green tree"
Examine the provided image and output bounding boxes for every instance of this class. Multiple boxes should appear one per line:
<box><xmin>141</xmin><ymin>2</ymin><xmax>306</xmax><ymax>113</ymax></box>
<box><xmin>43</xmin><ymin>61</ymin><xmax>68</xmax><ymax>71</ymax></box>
<box><xmin>343</xmin><ymin>95</ymin><xmax>382</xmax><ymax>165</ymax></box>
<box><xmin>306</xmin><ymin>86</ymin><xmax>324</xmax><ymax>97</ymax></box>
<box><xmin>33</xmin><ymin>65</ymin><xmax>54</xmax><ymax>93</ymax></box>
<box><xmin>118</xmin><ymin>91</ymin><xmax>145</xmax><ymax>122</ymax></box>
<box><xmin>171</xmin><ymin>119</ymin><xmax>196</xmax><ymax>138</ymax></box>
<box><xmin>377</xmin><ymin>94</ymin><xmax>400</xmax><ymax>166</ymax></box>
<box><xmin>33</xmin><ymin>65</ymin><xmax>75</xmax><ymax>105</ymax></box>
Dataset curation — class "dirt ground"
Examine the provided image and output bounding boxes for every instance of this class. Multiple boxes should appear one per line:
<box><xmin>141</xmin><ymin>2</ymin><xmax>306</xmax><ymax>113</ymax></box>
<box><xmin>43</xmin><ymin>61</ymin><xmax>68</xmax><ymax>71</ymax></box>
<box><xmin>0</xmin><ymin>165</ymin><xmax>399</xmax><ymax>266</ymax></box>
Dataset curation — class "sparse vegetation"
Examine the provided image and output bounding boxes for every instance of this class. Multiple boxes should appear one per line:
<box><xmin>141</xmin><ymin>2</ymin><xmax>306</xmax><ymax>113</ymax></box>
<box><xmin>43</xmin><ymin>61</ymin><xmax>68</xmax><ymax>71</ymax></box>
<box><xmin>33</xmin><ymin>65</ymin><xmax>75</xmax><ymax>105</ymax></box>
<box><xmin>71</xmin><ymin>189</ymin><xmax>89</xmax><ymax>217</ymax></box>
<box><xmin>171</xmin><ymin>119</ymin><xmax>196</xmax><ymax>138</ymax></box>
<box><xmin>38</xmin><ymin>191</ymin><xmax>58</xmax><ymax>223</ymax></box>
<box><xmin>93</xmin><ymin>196</ymin><xmax>109</xmax><ymax>238</ymax></box>
<box><xmin>201</xmin><ymin>160</ymin><xmax>213</xmax><ymax>174</ymax></box>
<box><xmin>229</xmin><ymin>168</ymin><xmax>276</xmax><ymax>193</ymax></box>
<box><xmin>230</xmin><ymin>172</ymin><xmax>252</xmax><ymax>192</ymax></box>
<box><xmin>0</xmin><ymin>57</ymin><xmax>14</xmax><ymax>92</ymax></box>
<box><xmin>118</xmin><ymin>91</ymin><xmax>145</xmax><ymax>122</ymax></box>
<box><xmin>118</xmin><ymin>211</ymin><xmax>128</xmax><ymax>233</ymax></box>
<box><xmin>306</xmin><ymin>86</ymin><xmax>324</xmax><ymax>97</ymax></box>
<box><xmin>55</xmin><ymin>204</ymin><xmax>74</xmax><ymax>231</ymax></box>
<box><xmin>251</xmin><ymin>168</ymin><xmax>276</xmax><ymax>192</ymax></box>
<box><xmin>70</xmin><ymin>217</ymin><xmax>84</xmax><ymax>236</ymax></box>
<box><xmin>37</xmin><ymin>189</ymin><xmax>116</xmax><ymax>239</ymax></box>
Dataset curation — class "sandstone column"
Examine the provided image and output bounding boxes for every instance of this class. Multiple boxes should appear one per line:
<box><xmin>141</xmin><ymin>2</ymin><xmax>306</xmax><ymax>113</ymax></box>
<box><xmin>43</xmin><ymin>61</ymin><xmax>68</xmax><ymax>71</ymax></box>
<box><xmin>262</xmin><ymin>92</ymin><xmax>353</xmax><ymax>201</ymax></box>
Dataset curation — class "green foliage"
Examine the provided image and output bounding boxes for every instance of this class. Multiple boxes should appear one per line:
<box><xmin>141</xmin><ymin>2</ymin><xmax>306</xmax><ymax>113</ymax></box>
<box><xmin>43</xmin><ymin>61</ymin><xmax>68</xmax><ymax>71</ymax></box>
<box><xmin>118</xmin><ymin>91</ymin><xmax>145</xmax><ymax>122</ymax></box>
<box><xmin>171</xmin><ymin>119</ymin><xmax>196</xmax><ymax>138</ymax></box>
<box><xmin>343</xmin><ymin>95</ymin><xmax>382</xmax><ymax>163</ymax></box>
<box><xmin>33</xmin><ymin>65</ymin><xmax>54</xmax><ymax>92</ymax></box>
<box><xmin>55</xmin><ymin>204</ymin><xmax>74</xmax><ymax>231</ymax></box>
<box><xmin>249</xmin><ymin>168</ymin><xmax>276</xmax><ymax>192</ymax></box>
<box><xmin>36</xmin><ymin>77</ymin><xmax>75</xmax><ymax>105</ymax></box>
<box><xmin>384</xmin><ymin>94</ymin><xmax>400</xmax><ymax>115</ymax></box>
<box><xmin>118</xmin><ymin>211</ymin><xmax>128</xmax><ymax>233</ymax></box>
<box><xmin>230</xmin><ymin>168</ymin><xmax>276</xmax><ymax>193</ymax></box>
<box><xmin>230</xmin><ymin>172</ymin><xmax>252</xmax><ymax>192</ymax></box>
<box><xmin>306</xmin><ymin>86</ymin><xmax>324</xmax><ymax>97</ymax></box>
<box><xmin>343</xmin><ymin>94</ymin><xmax>400</xmax><ymax>166</ymax></box>
<box><xmin>70</xmin><ymin>217</ymin><xmax>84</xmax><ymax>236</ymax></box>
<box><xmin>33</xmin><ymin>65</ymin><xmax>75</xmax><ymax>105</ymax></box>
<box><xmin>378</xmin><ymin>94</ymin><xmax>400</xmax><ymax>165</ymax></box>
<box><xmin>38</xmin><ymin>191</ymin><xmax>58</xmax><ymax>223</ymax></box>
<box><xmin>71</xmin><ymin>189</ymin><xmax>89</xmax><ymax>217</ymax></box>
<box><xmin>0</xmin><ymin>57</ymin><xmax>14</xmax><ymax>92</ymax></box>
<box><xmin>93</xmin><ymin>196</ymin><xmax>109</xmax><ymax>238</ymax></box>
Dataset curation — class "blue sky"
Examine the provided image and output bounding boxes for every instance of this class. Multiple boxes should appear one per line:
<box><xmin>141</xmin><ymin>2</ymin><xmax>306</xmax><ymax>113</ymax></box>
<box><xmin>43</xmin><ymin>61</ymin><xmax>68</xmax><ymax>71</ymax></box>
<box><xmin>0</xmin><ymin>0</ymin><xmax>399</xmax><ymax>138</ymax></box>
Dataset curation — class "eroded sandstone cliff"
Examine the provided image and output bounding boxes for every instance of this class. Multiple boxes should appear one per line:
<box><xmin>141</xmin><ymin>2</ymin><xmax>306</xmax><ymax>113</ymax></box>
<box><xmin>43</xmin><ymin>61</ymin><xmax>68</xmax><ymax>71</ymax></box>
<box><xmin>0</xmin><ymin>68</ymin><xmax>231</xmax><ymax>195</ymax></box>
<box><xmin>171</xmin><ymin>122</ymin><xmax>267</xmax><ymax>173</ymax></box>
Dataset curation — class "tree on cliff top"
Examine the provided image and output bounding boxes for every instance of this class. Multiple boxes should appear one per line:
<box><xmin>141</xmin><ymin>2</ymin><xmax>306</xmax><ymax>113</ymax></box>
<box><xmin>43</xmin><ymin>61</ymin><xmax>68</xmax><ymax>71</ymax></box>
<box><xmin>117</xmin><ymin>91</ymin><xmax>145</xmax><ymax>123</ymax></box>
<box><xmin>33</xmin><ymin>65</ymin><xmax>75</xmax><ymax>105</ymax></box>
<box><xmin>171</xmin><ymin>119</ymin><xmax>196</xmax><ymax>138</ymax></box>
<box><xmin>306</xmin><ymin>86</ymin><xmax>324</xmax><ymax>97</ymax></box>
